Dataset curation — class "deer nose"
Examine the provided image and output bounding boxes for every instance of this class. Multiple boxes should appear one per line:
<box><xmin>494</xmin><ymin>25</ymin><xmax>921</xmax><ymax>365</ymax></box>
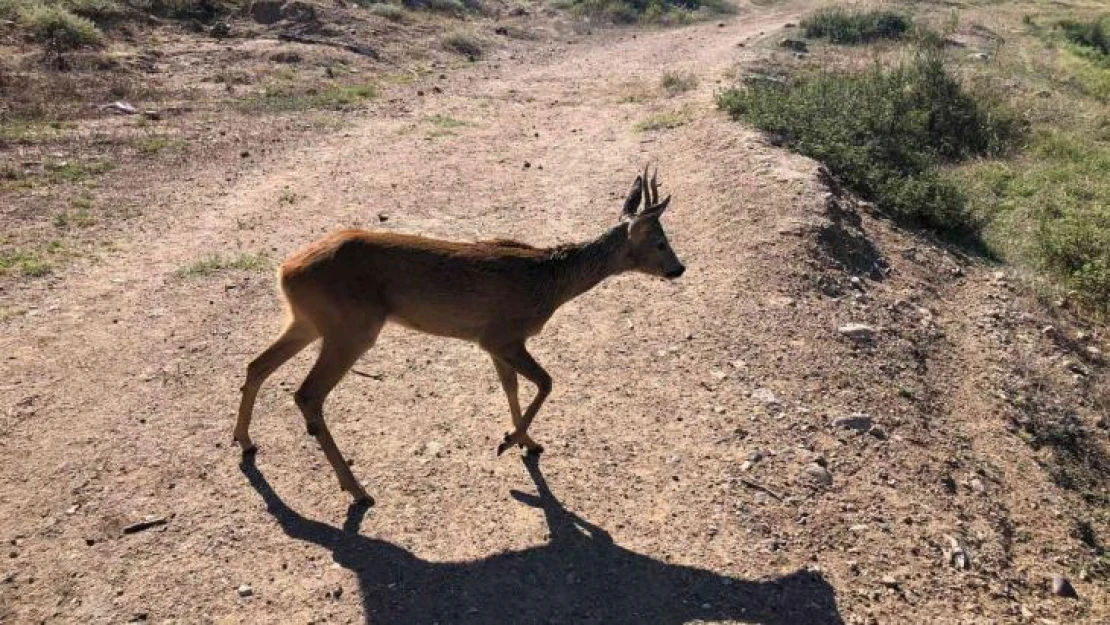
<box><xmin>666</xmin><ymin>265</ymin><xmax>685</xmax><ymax>279</ymax></box>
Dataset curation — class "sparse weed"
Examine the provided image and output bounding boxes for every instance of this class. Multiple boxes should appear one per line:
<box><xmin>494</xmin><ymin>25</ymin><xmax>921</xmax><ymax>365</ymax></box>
<box><xmin>634</xmin><ymin>109</ymin><xmax>691</xmax><ymax>131</ymax></box>
<box><xmin>660</xmin><ymin>71</ymin><xmax>698</xmax><ymax>95</ymax></box>
<box><xmin>177</xmin><ymin>252</ymin><xmax>269</xmax><ymax>277</ymax></box>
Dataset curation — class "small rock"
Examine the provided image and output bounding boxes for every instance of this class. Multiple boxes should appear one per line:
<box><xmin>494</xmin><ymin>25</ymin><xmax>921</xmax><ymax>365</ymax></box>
<box><xmin>969</xmin><ymin>52</ymin><xmax>990</xmax><ymax>61</ymax></box>
<box><xmin>880</xmin><ymin>575</ymin><xmax>899</xmax><ymax>589</ymax></box>
<box><xmin>750</xmin><ymin>388</ymin><xmax>780</xmax><ymax>407</ymax></box>
<box><xmin>106</xmin><ymin>101</ymin><xmax>137</xmax><ymax>115</ymax></box>
<box><xmin>1084</xmin><ymin>346</ymin><xmax>1103</xmax><ymax>363</ymax></box>
<box><xmin>142</xmin><ymin>110</ymin><xmax>161</xmax><ymax>121</ymax></box>
<box><xmin>784</xmin><ymin>22</ymin><xmax>796</xmax><ymax>28</ymax></box>
<box><xmin>969</xmin><ymin>478</ymin><xmax>985</xmax><ymax>494</ymax></box>
<box><xmin>377</xmin><ymin>213</ymin><xmax>389</xmax><ymax>223</ymax></box>
<box><xmin>237</xmin><ymin>584</ymin><xmax>253</xmax><ymax>597</ymax></box>
<box><xmin>1051</xmin><ymin>575</ymin><xmax>1077</xmax><ymax>598</ymax></box>
<box><xmin>801</xmin><ymin>463</ymin><xmax>832</xmax><ymax>487</ymax></box>
<box><xmin>523</xmin><ymin>161</ymin><xmax>531</xmax><ymax>169</ymax></box>
<box><xmin>832</xmin><ymin>413</ymin><xmax>872</xmax><ymax>432</ymax></box>
<box><xmin>944</xmin><ymin>535</ymin><xmax>970</xmax><ymax>570</ymax></box>
<box><xmin>838</xmin><ymin>323</ymin><xmax>875</xmax><ymax>343</ymax></box>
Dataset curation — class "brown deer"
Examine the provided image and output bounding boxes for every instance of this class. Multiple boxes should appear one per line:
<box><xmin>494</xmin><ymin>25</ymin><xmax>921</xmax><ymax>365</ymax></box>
<box><xmin>235</xmin><ymin>168</ymin><xmax>684</xmax><ymax>502</ymax></box>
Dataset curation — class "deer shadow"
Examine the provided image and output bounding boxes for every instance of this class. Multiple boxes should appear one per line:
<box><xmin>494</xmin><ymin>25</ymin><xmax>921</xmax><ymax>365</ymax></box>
<box><xmin>240</xmin><ymin>456</ymin><xmax>844</xmax><ymax>624</ymax></box>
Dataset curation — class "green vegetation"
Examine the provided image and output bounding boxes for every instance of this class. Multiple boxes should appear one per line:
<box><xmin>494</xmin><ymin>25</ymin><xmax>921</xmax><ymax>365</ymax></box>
<box><xmin>46</xmin><ymin>160</ymin><xmax>114</xmax><ymax>183</ymax></box>
<box><xmin>960</xmin><ymin>132</ymin><xmax>1110</xmax><ymax>306</ymax></box>
<box><xmin>177</xmin><ymin>252</ymin><xmax>269</xmax><ymax>277</ymax></box>
<box><xmin>718</xmin><ymin>53</ymin><xmax>1021</xmax><ymax>235</ymax></box>
<box><xmin>660</xmin><ymin>70</ymin><xmax>698</xmax><ymax>95</ymax></box>
<box><xmin>137</xmin><ymin>136</ymin><xmax>187</xmax><ymax>154</ymax></box>
<box><xmin>1059</xmin><ymin>15</ymin><xmax>1109</xmax><ymax>57</ymax></box>
<box><xmin>0</xmin><ymin>250</ymin><xmax>52</xmax><ymax>277</ymax></box>
<box><xmin>634</xmin><ymin>108</ymin><xmax>692</xmax><ymax>131</ymax></box>
<box><xmin>426</xmin><ymin>114</ymin><xmax>467</xmax><ymax>128</ymax></box>
<box><xmin>442</xmin><ymin>30</ymin><xmax>484</xmax><ymax>59</ymax></box>
<box><xmin>801</xmin><ymin>7</ymin><xmax>911</xmax><ymax>44</ymax></box>
<box><xmin>245</xmin><ymin>83</ymin><xmax>378</xmax><ymax>112</ymax></box>
<box><xmin>550</xmin><ymin>0</ymin><xmax>733</xmax><ymax>25</ymax></box>
<box><xmin>14</xmin><ymin>3</ymin><xmax>104</xmax><ymax>50</ymax></box>
<box><xmin>359</xmin><ymin>1</ymin><xmax>407</xmax><ymax>21</ymax></box>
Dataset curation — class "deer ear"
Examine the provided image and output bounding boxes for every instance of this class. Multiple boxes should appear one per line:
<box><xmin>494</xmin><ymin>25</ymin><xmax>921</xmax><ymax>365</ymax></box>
<box><xmin>621</xmin><ymin>175</ymin><xmax>643</xmax><ymax>219</ymax></box>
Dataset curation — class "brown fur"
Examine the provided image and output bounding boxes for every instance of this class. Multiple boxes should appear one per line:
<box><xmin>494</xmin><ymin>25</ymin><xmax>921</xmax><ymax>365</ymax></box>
<box><xmin>234</xmin><ymin>170</ymin><xmax>684</xmax><ymax>502</ymax></box>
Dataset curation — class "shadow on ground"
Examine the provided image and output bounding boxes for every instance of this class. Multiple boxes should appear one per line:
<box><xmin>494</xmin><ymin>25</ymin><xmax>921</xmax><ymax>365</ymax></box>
<box><xmin>241</xmin><ymin>455</ymin><xmax>844</xmax><ymax>624</ymax></box>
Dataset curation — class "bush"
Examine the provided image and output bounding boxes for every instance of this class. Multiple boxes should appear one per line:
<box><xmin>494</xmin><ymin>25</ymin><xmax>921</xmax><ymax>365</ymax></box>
<box><xmin>660</xmin><ymin>70</ymin><xmax>698</xmax><ymax>95</ymax></box>
<box><xmin>1059</xmin><ymin>15</ymin><xmax>1110</xmax><ymax>57</ymax></box>
<box><xmin>18</xmin><ymin>3</ymin><xmax>104</xmax><ymax>50</ymax></box>
<box><xmin>718</xmin><ymin>52</ymin><xmax>1021</xmax><ymax>235</ymax></box>
<box><xmin>802</xmin><ymin>7</ymin><xmax>911</xmax><ymax>44</ymax></box>
<box><xmin>442</xmin><ymin>30</ymin><xmax>483</xmax><ymax>58</ymax></box>
<box><xmin>960</xmin><ymin>132</ymin><xmax>1110</xmax><ymax>309</ymax></box>
<box><xmin>358</xmin><ymin>1</ymin><xmax>406</xmax><ymax>21</ymax></box>
<box><xmin>553</xmin><ymin>0</ymin><xmax>733</xmax><ymax>25</ymax></box>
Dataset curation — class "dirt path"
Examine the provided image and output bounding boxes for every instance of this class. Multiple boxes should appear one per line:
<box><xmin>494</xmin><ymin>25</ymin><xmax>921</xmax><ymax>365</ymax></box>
<box><xmin>1</xmin><ymin>3</ymin><xmax>1106</xmax><ymax>623</ymax></box>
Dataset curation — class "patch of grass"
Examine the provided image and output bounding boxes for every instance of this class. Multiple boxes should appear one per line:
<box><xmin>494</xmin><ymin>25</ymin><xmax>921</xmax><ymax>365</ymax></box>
<box><xmin>801</xmin><ymin>7</ymin><xmax>911</xmax><ymax>44</ymax></box>
<box><xmin>137</xmin><ymin>136</ymin><xmax>188</xmax><ymax>154</ymax></box>
<box><xmin>177</xmin><ymin>252</ymin><xmax>269</xmax><ymax>277</ymax></box>
<box><xmin>1059</xmin><ymin>15</ymin><xmax>1109</xmax><ymax>57</ymax></box>
<box><xmin>46</xmin><ymin>160</ymin><xmax>114</xmax><ymax>183</ymax></box>
<box><xmin>551</xmin><ymin>0</ymin><xmax>733</xmax><ymax>24</ymax></box>
<box><xmin>634</xmin><ymin>108</ymin><xmax>691</xmax><ymax>131</ymax></box>
<box><xmin>54</xmin><ymin>208</ymin><xmax>97</xmax><ymax>228</ymax></box>
<box><xmin>959</xmin><ymin>131</ymin><xmax>1110</xmax><ymax>309</ymax></box>
<box><xmin>442</xmin><ymin>30</ymin><xmax>483</xmax><ymax>59</ymax></box>
<box><xmin>16</xmin><ymin>3</ymin><xmax>104</xmax><ymax>50</ymax></box>
<box><xmin>660</xmin><ymin>70</ymin><xmax>698</xmax><ymax>95</ymax></box>
<box><xmin>0</xmin><ymin>244</ymin><xmax>61</xmax><ymax>278</ymax></box>
<box><xmin>426</xmin><ymin>114</ymin><xmax>467</xmax><ymax>128</ymax></box>
<box><xmin>245</xmin><ymin>83</ymin><xmax>378</xmax><ymax>112</ymax></box>
<box><xmin>358</xmin><ymin>1</ymin><xmax>407</xmax><ymax>21</ymax></box>
<box><xmin>718</xmin><ymin>52</ymin><xmax>1021</xmax><ymax>235</ymax></box>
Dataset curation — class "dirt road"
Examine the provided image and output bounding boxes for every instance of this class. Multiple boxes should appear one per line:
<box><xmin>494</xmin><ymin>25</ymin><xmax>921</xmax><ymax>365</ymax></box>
<box><xmin>1</xmin><ymin>3</ymin><xmax>1106</xmax><ymax>623</ymax></box>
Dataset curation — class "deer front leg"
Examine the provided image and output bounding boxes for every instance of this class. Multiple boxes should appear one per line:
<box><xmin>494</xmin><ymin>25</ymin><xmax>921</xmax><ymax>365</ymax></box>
<box><xmin>490</xmin><ymin>355</ymin><xmax>540</xmax><ymax>452</ymax></box>
<box><xmin>488</xmin><ymin>343</ymin><xmax>551</xmax><ymax>456</ymax></box>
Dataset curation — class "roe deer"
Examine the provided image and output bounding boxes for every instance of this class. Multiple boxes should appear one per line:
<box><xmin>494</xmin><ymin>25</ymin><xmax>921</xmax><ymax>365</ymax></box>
<box><xmin>235</xmin><ymin>168</ymin><xmax>684</xmax><ymax>502</ymax></box>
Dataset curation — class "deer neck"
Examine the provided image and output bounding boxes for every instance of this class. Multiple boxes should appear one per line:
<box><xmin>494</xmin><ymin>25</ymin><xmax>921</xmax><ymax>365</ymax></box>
<box><xmin>549</xmin><ymin>224</ymin><xmax>629</xmax><ymax>307</ymax></box>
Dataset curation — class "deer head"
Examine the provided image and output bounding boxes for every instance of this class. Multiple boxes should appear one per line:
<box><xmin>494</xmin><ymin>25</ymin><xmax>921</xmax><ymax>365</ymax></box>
<box><xmin>620</xmin><ymin>167</ymin><xmax>685</xmax><ymax>279</ymax></box>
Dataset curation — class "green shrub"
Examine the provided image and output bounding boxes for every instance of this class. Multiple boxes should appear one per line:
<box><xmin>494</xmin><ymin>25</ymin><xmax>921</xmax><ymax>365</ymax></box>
<box><xmin>358</xmin><ymin>1</ymin><xmax>406</xmax><ymax>21</ymax></box>
<box><xmin>553</xmin><ymin>0</ymin><xmax>733</xmax><ymax>25</ymax></box>
<box><xmin>960</xmin><ymin>132</ymin><xmax>1110</xmax><ymax>309</ymax></box>
<box><xmin>18</xmin><ymin>3</ymin><xmax>104</xmax><ymax>50</ymax></box>
<box><xmin>1059</xmin><ymin>15</ymin><xmax>1109</xmax><ymax>57</ymax></box>
<box><xmin>718</xmin><ymin>53</ymin><xmax>1021</xmax><ymax>235</ymax></box>
<box><xmin>802</xmin><ymin>7</ymin><xmax>911</xmax><ymax>44</ymax></box>
<box><xmin>442</xmin><ymin>30</ymin><xmax>483</xmax><ymax>58</ymax></box>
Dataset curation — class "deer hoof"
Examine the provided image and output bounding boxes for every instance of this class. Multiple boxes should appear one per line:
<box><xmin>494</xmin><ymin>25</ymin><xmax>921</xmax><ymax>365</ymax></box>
<box><xmin>497</xmin><ymin>433</ymin><xmax>514</xmax><ymax>456</ymax></box>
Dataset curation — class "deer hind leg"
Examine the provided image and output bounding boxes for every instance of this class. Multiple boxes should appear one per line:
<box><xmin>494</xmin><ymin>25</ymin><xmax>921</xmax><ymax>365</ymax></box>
<box><xmin>294</xmin><ymin>318</ymin><xmax>383</xmax><ymax>503</ymax></box>
<box><xmin>488</xmin><ymin>342</ymin><xmax>550</xmax><ymax>456</ymax></box>
<box><xmin>235</xmin><ymin>318</ymin><xmax>318</xmax><ymax>454</ymax></box>
<box><xmin>490</xmin><ymin>354</ymin><xmax>539</xmax><ymax>453</ymax></box>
